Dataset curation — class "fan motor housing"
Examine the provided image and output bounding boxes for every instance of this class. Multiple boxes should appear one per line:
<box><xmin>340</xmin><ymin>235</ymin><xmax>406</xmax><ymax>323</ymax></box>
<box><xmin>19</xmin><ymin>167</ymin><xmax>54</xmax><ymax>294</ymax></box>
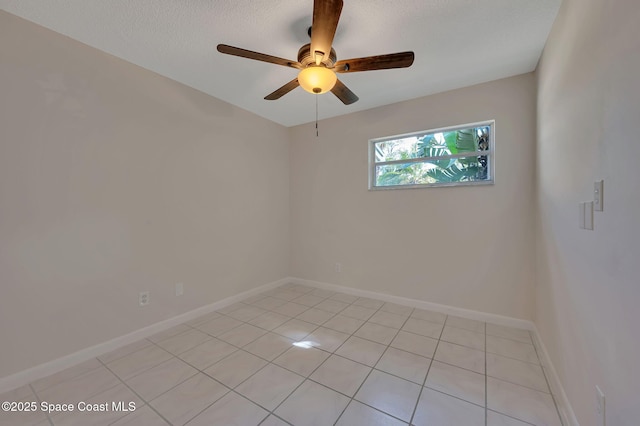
<box><xmin>298</xmin><ymin>43</ymin><xmax>337</xmax><ymax>68</ymax></box>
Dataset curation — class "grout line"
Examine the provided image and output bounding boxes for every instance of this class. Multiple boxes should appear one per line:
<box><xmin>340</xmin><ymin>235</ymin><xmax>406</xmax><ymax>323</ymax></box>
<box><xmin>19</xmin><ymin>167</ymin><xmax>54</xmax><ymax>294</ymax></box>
<box><xmin>332</xmin><ymin>303</ymin><xmax>414</xmax><ymax>425</ymax></box>
<box><xmin>28</xmin><ymin>383</ymin><xmax>54</xmax><ymax>426</ymax></box>
<box><xmin>407</xmin><ymin>313</ymin><xmax>448</xmax><ymax>426</ymax></box>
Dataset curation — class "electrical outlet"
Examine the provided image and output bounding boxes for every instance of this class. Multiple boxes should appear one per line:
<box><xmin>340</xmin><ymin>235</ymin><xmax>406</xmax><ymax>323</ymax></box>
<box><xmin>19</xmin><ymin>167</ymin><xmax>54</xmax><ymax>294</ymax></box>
<box><xmin>175</xmin><ymin>282</ymin><xmax>184</xmax><ymax>297</ymax></box>
<box><xmin>595</xmin><ymin>386</ymin><xmax>606</xmax><ymax>426</ymax></box>
<box><xmin>139</xmin><ymin>291</ymin><xmax>149</xmax><ymax>307</ymax></box>
<box><xmin>335</xmin><ymin>263</ymin><xmax>341</xmax><ymax>273</ymax></box>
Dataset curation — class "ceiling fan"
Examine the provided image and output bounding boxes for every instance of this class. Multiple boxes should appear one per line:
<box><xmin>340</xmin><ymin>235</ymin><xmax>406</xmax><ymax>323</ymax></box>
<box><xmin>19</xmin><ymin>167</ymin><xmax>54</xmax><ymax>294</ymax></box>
<box><xmin>217</xmin><ymin>0</ymin><xmax>415</xmax><ymax>105</ymax></box>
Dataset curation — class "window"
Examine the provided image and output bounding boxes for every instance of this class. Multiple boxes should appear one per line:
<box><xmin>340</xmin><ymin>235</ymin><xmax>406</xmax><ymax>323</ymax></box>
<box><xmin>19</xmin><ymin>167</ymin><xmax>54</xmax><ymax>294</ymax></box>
<box><xmin>369</xmin><ymin>120</ymin><xmax>494</xmax><ymax>189</ymax></box>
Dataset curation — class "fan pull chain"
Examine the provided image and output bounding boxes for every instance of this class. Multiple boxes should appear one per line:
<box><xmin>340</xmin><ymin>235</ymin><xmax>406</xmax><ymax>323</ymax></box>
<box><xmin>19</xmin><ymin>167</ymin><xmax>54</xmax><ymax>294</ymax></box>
<box><xmin>315</xmin><ymin>94</ymin><xmax>319</xmax><ymax>137</ymax></box>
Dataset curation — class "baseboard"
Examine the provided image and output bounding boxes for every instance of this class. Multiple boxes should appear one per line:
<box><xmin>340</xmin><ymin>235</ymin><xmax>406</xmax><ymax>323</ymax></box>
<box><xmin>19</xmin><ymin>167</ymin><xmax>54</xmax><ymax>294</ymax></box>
<box><xmin>290</xmin><ymin>277</ymin><xmax>535</xmax><ymax>330</ymax></box>
<box><xmin>0</xmin><ymin>277</ymin><xmax>289</xmax><ymax>394</ymax></box>
<box><xmin>531</xmin><ymin>327</ymin><xmax>580</xmax><ymax>426</ymax></box>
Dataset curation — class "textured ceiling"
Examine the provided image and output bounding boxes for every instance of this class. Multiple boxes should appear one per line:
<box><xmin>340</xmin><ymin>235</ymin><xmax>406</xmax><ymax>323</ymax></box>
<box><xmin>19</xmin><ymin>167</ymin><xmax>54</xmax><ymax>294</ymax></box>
<box><xmin>0</xmin><ymin>0</ymin><xmax>560</xmax><ymax>127</ymax></box>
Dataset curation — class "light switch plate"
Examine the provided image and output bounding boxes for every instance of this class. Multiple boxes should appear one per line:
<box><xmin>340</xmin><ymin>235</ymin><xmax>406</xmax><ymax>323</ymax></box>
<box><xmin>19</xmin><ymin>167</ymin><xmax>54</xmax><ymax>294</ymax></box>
<box><xmin>585</xmin><ymin>201</ymin><xmax>594</xmax><ymax>230</ymax></box>
<box><xmin>594</xmin><ymin>180</ymin><xmax>604</xmax><ymax>211</ymax></box>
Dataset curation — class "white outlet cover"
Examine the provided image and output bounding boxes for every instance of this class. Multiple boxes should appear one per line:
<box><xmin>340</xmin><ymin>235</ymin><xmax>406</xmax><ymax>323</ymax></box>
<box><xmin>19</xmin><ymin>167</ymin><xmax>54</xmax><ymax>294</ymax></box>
<box><xmin>175</xmin><ymin>283</ymin><xmax>184</xmax><ymax>296</ymax></box>
<box><xmin>594</xmin><ymin>180</ymin><xmax>604</xmax><ymax>211</ymax></box>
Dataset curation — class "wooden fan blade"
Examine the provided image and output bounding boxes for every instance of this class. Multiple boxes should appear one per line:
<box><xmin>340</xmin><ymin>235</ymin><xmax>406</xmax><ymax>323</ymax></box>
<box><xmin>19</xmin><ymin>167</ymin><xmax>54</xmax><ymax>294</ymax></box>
<box><xmin>331</xmin><ymin>79</ymin><xmax>358</xmax><ymax>105</ymax></box>
<box><xmin>310</xmin><ymin>0</ymin><xmax>343</xmax><ymax>64</ymax></box>
<box><xmin>264</xmin><ymin>78</ymin><xmax>300</xmax><ymax>100</ymax></box>
<box><xmin>333</xmin><ymin>51</ymin><xmax>415</xmax><ymax>73</ymax></box>
<box><xmin>217</xmin><ymin>44</ymin><xmax>301</xmax><ymax>69</ymax></box>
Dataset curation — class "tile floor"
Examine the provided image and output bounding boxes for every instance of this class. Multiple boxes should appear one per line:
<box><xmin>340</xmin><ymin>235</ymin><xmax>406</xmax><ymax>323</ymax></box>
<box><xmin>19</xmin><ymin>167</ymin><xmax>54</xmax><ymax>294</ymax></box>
<box><xmin>0</xmin><ymin>283</ymin><xmax>563</xmax><ymax>426</ymax></box>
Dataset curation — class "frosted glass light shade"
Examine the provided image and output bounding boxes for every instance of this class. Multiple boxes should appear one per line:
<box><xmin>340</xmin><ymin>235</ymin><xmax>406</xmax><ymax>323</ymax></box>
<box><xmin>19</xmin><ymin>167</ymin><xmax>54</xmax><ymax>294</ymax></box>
<box><xmin>298</xmin><ymin>66</ymin><xmax>337</xmax><ymax>94</ymax></box>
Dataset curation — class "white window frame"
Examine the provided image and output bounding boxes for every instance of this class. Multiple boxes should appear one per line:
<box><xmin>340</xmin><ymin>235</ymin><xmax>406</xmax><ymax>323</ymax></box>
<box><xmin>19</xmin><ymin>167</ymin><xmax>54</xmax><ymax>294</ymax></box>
<box><xmin>368</xmin><ymin>120</ymin><xmax>495</xmax><ymax>190</ymax></box>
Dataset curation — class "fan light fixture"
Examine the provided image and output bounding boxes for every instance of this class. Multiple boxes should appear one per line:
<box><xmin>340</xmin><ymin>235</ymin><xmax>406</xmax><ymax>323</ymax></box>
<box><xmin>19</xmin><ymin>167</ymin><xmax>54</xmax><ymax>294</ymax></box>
<box><xmin>298</xmin><ymin>66</ymin><xmax>337</xmax><ymax>94</ymax></box>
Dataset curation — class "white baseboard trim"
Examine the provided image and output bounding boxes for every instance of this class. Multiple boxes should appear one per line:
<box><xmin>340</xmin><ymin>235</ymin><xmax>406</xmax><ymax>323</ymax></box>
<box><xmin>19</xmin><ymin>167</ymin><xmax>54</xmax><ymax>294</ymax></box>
<box><xmin>291</xmin><ymin>276</ymin><xmax>578</xmax><ymax>426</ymax></box>
<box><xmin>290</xmin><ymin>277</ymin><xmax>535</xmax><ymax>330</ymax></box>
<box><xmin>0</xmin><ymin>277</ymin><xmax>289</xmax><ymax>394</ymax></box>
<box><xmin>531</xmin><ymin>327</ymin><xmax>579</xmax><ymax>426</ymax></box>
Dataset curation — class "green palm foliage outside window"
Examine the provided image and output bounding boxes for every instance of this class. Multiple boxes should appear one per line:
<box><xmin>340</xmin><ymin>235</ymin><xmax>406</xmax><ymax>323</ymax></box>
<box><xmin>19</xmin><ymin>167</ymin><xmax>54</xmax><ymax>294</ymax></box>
<box><xmin>370</xmin><ymin>121</ymin><xmax>493</xmax><ymax>188</ymax></box>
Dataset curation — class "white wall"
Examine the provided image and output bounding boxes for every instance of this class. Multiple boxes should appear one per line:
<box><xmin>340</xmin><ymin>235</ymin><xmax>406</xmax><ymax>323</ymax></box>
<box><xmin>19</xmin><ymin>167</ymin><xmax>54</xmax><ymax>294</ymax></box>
<box><xmin>290</xmin><ymin>73</ymin><xmax>537</xmax><ymax>320</ymax></box>
<box><xmin>0</xmin><ymin>12</ymin><xmax>290</xmax><ymax>378</ymax></box>
<box><xmin>536</xmin><ymin>0</ymin><xmax>640</xmax><ymax>424</ymax></box>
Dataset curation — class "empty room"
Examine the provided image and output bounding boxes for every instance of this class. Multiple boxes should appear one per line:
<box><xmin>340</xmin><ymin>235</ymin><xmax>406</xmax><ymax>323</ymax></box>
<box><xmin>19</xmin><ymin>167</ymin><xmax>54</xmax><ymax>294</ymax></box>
<box><xmin>1</xmin><ymin>0</ymin><xmax>638</xmax><ymax>425</ymax></box>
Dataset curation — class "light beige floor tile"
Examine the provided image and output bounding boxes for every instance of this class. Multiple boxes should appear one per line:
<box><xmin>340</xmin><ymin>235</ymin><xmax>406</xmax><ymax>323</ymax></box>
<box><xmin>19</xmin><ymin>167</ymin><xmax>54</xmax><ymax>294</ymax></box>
<box><xmin>235</xmin><ymin>364</ymin><xmax>304</xmax><ymax>410</ymax></box>
<box><xmin>304</xmin><ymin>327</ymin><xmax>350</xmax><ymax>352</ymax></box>
<box><xmin>98</xmin><ymin>339</ymin><xmax>153</xmax><ymax>364</ymax></box>
<box><xmin>330</xmin><ymin>293</ymin><xmax>359</xmax><ymax>304</ymax></box>
<box><xmin>178</xmin><ymin>338</ymin><xmax>238</xmax><ymax>370</ymax></box>
<box><xmin>401</xmin><ymin>318</ymin><xmax>443</xmax><ymax>339</ymax></box>
<box><xmin>36</xmin><ymin>366</ymin><xmax>120</xmax><ymax>404</ymax></box>
<box><xmin>296</xmin><ymin>307</ymin><xmax>335</xmax><ymax>325</ymax></box>
<box><xmin>486</xmin><ymin>324</ymin><xmax>532</xmax><ymax>344</ymax></box>
<box><xmin>340</xmin><ymin>305</ymin><xmax>377</xmax><ymax>321</ymax></box>
<box><xmin>487</xmin><ymin>377</ymin><xmax>561</xmax><ymax>426</ymax></box>
<box><xmin>355</xmin><ymin>322</ymin><xmax>398</xmax><ymax>345</ymax></box>
<box><xmin>487</xmin><ymin>410</ymin><xmax>533</xmax><ymax>426</ymax></box>
<box><xmin>322</xmin><ymin>315</ymin><xmax>365</xmax><ymax>334</ymax></box>
<box><xmin>310</xmin><ymin>288</ymin><xmax>336</xmax><ymax>298</ymax></box>
<box><xmin>186</xmin><ymin>311</ymin><xmax>221</xmax><ymax>328</ymax></box>
<box><xmin>204</xmin><ymin>350</ymin><xmax>267</xmax><ymax>388</ymax></box>
<box><xmin>242</xmin><ymin>332</ymin><xmax>295</xmax><ymax>361</ymax></box>
<box><xmin>355</xmin><ymin>370</ymin><xmax>421</xmax><ymax>422</ymax></box>
<box><xmin>273</xmin><ymin>346</ymin><xmax>330</xmax><ymax>377</ymax></box>
<box><xmin>310</xmin><ymin>355</ymin><xmax>371</xmax><ymax>396</ymax></box>
<box><xmin>336</xmin><ymin>400</ymin><xmax>407</xmax><ymax>426</ymax></box>
<box><xmin>0</xmin><ymin>385</ymin><xmax>33</xmax><ymax>402</ymax></box>
<box><xmin>259</xmin><ymin>414</ymin><xmax>291</xmax><ymax>426</ymax></box>
<box><xmin>275</xmin><ymin>380</ymin><xmax>350</xmax><ymax>426</ymax></box>
<box><xmin>487</xmin><ymin>353</ymin><xmax>549</xmax><ymax>393</ymax></box>
<box><xmin>150</xmin><ymin>373</ymin><xmax>229</xmax><ymax>426</ymax></box>
<box><xmin>272</xmin><ymin>290</ymin><xmax>308</xmax><ymax>302</ymax></box>
<box><xmin>248</xmin><ymin>311</ymin><xmax>290</xmax><ymax>330</ymax></box>
<box><xmin>380</xmin><ymin>302</ymin><xmax>413</xmax><ymax>317</ymax></box>
<box><xmin>486</xmin><ymin>335</ymin><xmax>539</xmax><ymax>364</ymax></box>
<box><xmin>49</xmin><ymin>383</ymin><xmax>142</xmax><ymax>425</ymax></box>
<box><xmin>335</xmin><ymin>336</ymin><xmax>387</xmax><ymax>367</ymax></box>
<box><xmin>425</xmin><ymin>361</ymin><xmax>485</xmax><ymax>406</ymax></box>
<box><xmin>241</xmin><ymin>294</ymin><xmax>268</xmax><ymax>305</ymax></box>
<box><xmin>375</xmin><ymin>347</ymin><xmax>431</xmax><ymax>384</ymax></box>
<box><xmin>413</xmin><ymin>387</ymin><xmax>484</xmax><ymax>426</ymax></box>
<box><xmin>314</xmin><ymin>299</ymin><xmax>349</xmax><ymax>314</ymax></box>
<box><xmin>126</xmin><ymin>357</ymin><xmax>197</xmax><ymax>401</ymax></box>
<box><xmin>217</xmin><ymin>323</ymin><xmax>267</xmax><ymax>347</ymax></box>
<box><xmin>0</xmin><ymin>396</ymin><xmax>48</xmax><ymax>426</ymax></box>
<box><xmin>445</xmin><ymin>316</ymin><xmax>486</xmax><ymax>333</ymax></box>
<box><xmin>226</xmin><ymin>305</ymin><xmax>268</xmax><ymax>322</ymax></box>
<box><xmin>250</xmin><ymin>296</ymin><xmax>288</xmax><ymax>311</ymax></box>
<box><xmin>148</xmin><ymin>324</ymin><xmax>191</xmax><ymax>343</ymax></box>
<box><xmin>271</xmin><ymin>301</ymin><xmax>310</xmax><ymax>318</ymax></box>
<box><xmin>369</xmin><ymin>311</ymin><xmax>408</xmax><ymax>329</ymax></box>
<box><xmin>110</xmin><ymin>405</ymin><xmax>169</xmax><ymax>425</ymax></box>
<box><xmin>31</xmin><ymin>358</ymin><xmax>102</xmax><ymax>391</ymax></box>
<box><xmin>107</xmin><ymin>345</ymin><xmax>173</xmax><ymax>380</ymax></box>
<box><xmin>411</xmin><ymin>309</ymin><xmax>446</xmax><ymax>324</ymax></box>
<box><xmin>155</xmin><ymin>329</ymin><xmax>211</xmax><ymax>355</ymax></box>
<box><xmin>272</xmin><ymin>318</ymin><xmax>318</xmax><ymax>341</ymax></box>
<box><xmin>291</xmin><ymin>293</ymin><xmax>326</xmax><ymax>307</ymax></box>
<box><xmin>390</xmin><ymin>331</ymin><xmax>438</xmax><ymax>358</ymax></box>
<box><xmin>434</xmin><ymin>341</ymin><xmax>485</xmax><ymax>374</ymax></box>
<box><xmin>353</xmin><ymin>297</ymin><xmax>385</xmax><ymax>309</ymax></box>
<box><xmin>186</xmin><ymin>391</ymin><xmax>269</xmax><ymax>426</ymax></box>
<box><xmin>441</xmin><ymin>326</ymin><xmax>485</xmax><ymax>350</ymax></box>
<box><xmin>195</xmin><ymin>316</ymin><xmax>243</xmax><ymax>337</ymax></box>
